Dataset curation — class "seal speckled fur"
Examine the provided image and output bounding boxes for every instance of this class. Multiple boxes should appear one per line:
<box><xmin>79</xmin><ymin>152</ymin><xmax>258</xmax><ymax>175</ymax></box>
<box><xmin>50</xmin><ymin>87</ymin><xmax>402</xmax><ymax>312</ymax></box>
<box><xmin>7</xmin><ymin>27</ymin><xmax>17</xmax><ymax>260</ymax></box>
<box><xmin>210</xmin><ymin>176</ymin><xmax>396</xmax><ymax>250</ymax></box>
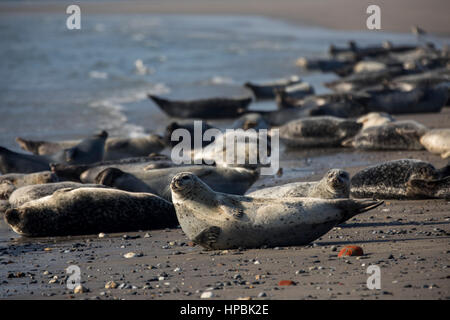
<box><xmin>4</xmin><ymin>187</ymin><xmax>177</xmax><ymax>237</ymax></box>
<box><xmin>171</xmin><ymin>172</ymin><xmax>382</xmax><ymax>249</ymax></box>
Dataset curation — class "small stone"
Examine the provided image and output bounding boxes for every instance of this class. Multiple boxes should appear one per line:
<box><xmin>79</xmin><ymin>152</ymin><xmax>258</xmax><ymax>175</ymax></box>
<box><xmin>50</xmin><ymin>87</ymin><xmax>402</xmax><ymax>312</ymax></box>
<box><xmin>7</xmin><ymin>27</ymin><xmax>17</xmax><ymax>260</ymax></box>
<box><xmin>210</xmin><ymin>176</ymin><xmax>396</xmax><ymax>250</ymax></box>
<box><xmin>144</xmin><ymin>233</ymin><xmax>151</xmax><ymax>238</ymax></box>
<box><xmin>73</xmin><ymin>285</ymin><xmax>88</xmax><ymax>294</ymax></box>
<box><xmin>200</xmin><ymin>291</ymin><xmax>214</xmax><ymax>299</ymax></box>
<box><xmin>278</xmin><ymin>280</ymin><xmax>295</xmax><ymax>286</ymax></box>
<box><xmin>98</xmin><ymin>233</ymin><xmax>106</xmax><ymax>238</ymax></box>
<box><xmin>123</xmin><ymin>252</ymin><xmax>142</xmax><ymax>259</ymax></box>
<box><xmin>258</xmin><ymin>292</ymin><xmax>267</xmax><ymax>298</ymax></box>
<box><xmin>105</xmin><ymin>281</ymin><xmax>118</xmax><ymax>289</ymax></box>
<box><xmin>338</xmin><ymin>245</ymin><xmax>364</xmax><ymax>257</ymax></box>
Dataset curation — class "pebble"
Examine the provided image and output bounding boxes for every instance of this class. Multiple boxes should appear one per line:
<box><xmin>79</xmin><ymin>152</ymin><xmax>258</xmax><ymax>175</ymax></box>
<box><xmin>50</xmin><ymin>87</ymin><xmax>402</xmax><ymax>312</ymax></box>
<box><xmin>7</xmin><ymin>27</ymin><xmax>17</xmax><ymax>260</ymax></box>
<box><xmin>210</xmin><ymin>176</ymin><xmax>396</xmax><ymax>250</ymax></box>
<box><xmin>105</xmin><ymin>281</ymin><xmax>118</xmax><ymax>289</ymax></box>
<box><xmin>200</xmin><ymin>291</ymin><xmax>214</xmax><ymax>299</ymax></box>
<box><xmin>73</xmin><ymin>285</ymin><xmax>88</xmax><ymax>294</ymax></box>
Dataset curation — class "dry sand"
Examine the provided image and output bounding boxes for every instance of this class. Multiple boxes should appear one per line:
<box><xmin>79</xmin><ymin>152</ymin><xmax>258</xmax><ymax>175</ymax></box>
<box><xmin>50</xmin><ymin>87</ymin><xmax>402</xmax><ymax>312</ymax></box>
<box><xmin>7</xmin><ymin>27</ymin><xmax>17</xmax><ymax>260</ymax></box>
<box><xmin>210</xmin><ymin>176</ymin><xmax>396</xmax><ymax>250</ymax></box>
<box><xmin>1</xmin><ymin>0</ymin><xmax>449</xmax><ymax>35</ymax></box>
<box><xmin>1</xmin><ymin>110</ymin><xmax>449</xmax><ymax>300</ymax></box>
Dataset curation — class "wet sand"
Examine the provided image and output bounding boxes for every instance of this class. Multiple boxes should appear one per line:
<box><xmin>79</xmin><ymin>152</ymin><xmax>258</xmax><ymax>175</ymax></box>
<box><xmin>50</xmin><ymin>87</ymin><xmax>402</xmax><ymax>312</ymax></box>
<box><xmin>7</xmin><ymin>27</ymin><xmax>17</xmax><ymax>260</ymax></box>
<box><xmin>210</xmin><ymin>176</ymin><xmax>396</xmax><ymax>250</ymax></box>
<box><xmin>1</xmin><ymin>0</ymin><xmax>449</xmax><ymax>35</ymax></box>
<box><xmin>1</xmin><ymin>110</ymin><xmax>449</xmax><ymax>300</ymax></box>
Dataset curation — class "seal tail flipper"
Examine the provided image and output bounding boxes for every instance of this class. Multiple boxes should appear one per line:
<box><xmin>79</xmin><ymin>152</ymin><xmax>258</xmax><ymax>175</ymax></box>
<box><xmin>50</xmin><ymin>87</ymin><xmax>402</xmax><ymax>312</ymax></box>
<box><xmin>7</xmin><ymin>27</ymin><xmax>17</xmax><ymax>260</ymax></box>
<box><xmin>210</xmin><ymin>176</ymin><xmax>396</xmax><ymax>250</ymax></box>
<box><xmin>193</xmin><ymin>226</ymin><xmax>221</xmax><ymax>250</ymax></box>
<box><xmin>408</xmin><ymin>176</ymin><xmax>450</xmax><ymax>199</ymax></box>
<box><xmin>337</xmin><ymin>199</ymin><xmax>384</xmax><ymax>224</ymax></box>
<box><xmin>15</xmin><ymin>137</ymin><xmax>43</xmax><ymax>155</ymax></box>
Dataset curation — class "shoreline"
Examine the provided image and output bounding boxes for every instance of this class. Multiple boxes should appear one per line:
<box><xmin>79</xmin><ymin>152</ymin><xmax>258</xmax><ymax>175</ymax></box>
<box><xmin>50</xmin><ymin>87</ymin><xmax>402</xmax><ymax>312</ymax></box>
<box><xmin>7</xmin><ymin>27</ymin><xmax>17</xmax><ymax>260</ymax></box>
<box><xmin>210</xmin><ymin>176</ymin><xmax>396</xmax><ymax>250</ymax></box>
<box><xmin>0</xmin><ymin>0</ymin><xmax>449</xmax><ymax>35</ymax></box>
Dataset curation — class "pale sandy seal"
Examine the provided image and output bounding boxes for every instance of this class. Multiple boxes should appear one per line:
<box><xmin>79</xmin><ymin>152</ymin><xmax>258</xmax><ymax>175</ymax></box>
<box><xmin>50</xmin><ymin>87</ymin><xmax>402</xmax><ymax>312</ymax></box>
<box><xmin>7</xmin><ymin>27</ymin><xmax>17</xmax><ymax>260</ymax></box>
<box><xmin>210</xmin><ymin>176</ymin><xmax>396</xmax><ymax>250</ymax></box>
<box><xmin>0</xmin><ymin>146</ymin><xmax>50</xmax><ymax>174</ymax></box>
<box><xmin>420</xmin><ymin>129</ymin><xmax>450</xmax><ymax>158</ymax></box>
<box><xmin>279</xmin><ymin>116</ymin><xmax>362</xmax><ymax>148</ymax></box>
<box><xmin>247</xmin><ymin>169</ymin><xmax>350</xmax><ymax>199</ymax></box>
<box><xmin>0</xmin><ymin>171</ymin><xmax>58</xmax><ymax>199</ymax></box>
<box><xmin>5</xmin><ymin>188</ymin><xmax>177</xmax><ymax>237</ymax></box>
<box><xmin>357</xmin><ymin>112</ymin><xmax>395</xmax><ymax>130</ymax></box>
<box><xmin>8</xmin><ymin>182</ymin><xmax>106</xmax><ymax>208</ymax></box>
<box><xmin>350</xmin><ymin>159</ymin><xmax>449</xmax><ymax>199</ymax></box>
<box><xmin>342</xmin><ymin>120</ymin><xmax>428</xmax><ymax>150</ymax></box>
<box><xmin>95</xmin><ymin>165</ymin><xmax>260</xmax><ymax>202</ymax></box>
<box><xmin>170</xmin><ymin>173</ymin><xmax>382</xmax><ymax>249</ymax></box>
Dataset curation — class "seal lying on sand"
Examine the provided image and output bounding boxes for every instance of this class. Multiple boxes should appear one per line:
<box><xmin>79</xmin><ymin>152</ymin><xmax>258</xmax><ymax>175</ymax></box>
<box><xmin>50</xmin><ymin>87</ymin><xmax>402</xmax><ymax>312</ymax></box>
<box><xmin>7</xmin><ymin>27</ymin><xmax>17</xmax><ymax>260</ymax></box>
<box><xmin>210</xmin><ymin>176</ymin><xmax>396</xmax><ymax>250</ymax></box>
<box><xmin>350</xmin><ymin>159</ymin><xmax>449</xmax><ymax>199</ymax></box>
<box><xmin>274</xmin><ymin>82</ymin><xmax>314</xmax><ymax>100</ymax></box>
<box><xmin>244</xmin><ymin>76</ymin><xmax>301</xmax><ymax>99</ymax></box>
<box><xmin>406</xmin><ymin>176</ymin><xmax>450</xmax><ymax>199</ymax></box>
<box><xmin>5</xmin><ymin>188</ymin><xmax>177</xmax><ymax>237</ymax></box>
<box><xmin>357</xmin><ymin>112</ymin><xmax>395</xmax><ymax>130</ymax></box>
<box><xmin>95</xmin><ymin>166</ymin><xmax>260</xmax><ymax>202</ymax></box>
<box><xmin>18</xmin><ymin>134</ymin><xmax>165</xmax><ymax>161</ymax></box>
<box><xmin>420</xmin><ymin>129</ymin><xmax>450</xmax><ymax>158</ymax></box>
<box><xmin>57</xmin><ymin>131</ymin><xmax>108</xmax><ymax>165</ymax></box>
<box><xmin>8</xmin><ymin>182</ymin><xmax>106</xmax><ymax>208</ymax></box>
<box><xmin>0</xmin><ymin>171</ymin><xmax>58</xmax><ymax>199</ymax></box>
<box><xmin>149</xmin><ymin>94</ymin><xmax>252</xmax><ymax>119</ymax></box>
<box><xmin>51</xmin><ymin>155</ymin><xmax>174</xmax><ymax>182</ymax></box>
<box><xmin>247</xmin><ymin>169</ymin><xmax>350</xmax><ymax>199</ymax></box>
<box><xmin>171</xmin><ymin>173</ymin><xmax>382</xmax><ymax>249</ymax></box>
<box><xmin>279</xmin><ymin>116</ymin><xmax>362</xmax><ymax>148</ymax></box>
<box><xmin>342</xmin><ymin>120</ymin><xmax>427</xmax><ymax>150</ymax></box>
<box><xmin>0</xmin><ymin>147</ymin><xmax>50</xmax><ymax>174</ymax></box>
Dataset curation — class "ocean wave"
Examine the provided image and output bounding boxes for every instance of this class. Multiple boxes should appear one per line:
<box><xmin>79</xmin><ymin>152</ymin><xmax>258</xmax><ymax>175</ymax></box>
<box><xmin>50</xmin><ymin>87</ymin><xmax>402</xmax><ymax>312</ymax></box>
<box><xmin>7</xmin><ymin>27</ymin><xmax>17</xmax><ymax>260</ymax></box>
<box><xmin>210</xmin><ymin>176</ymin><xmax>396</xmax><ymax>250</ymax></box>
<box><xmin>88</xmin><ymin>83</ymin><xmax>170</xmax><ymax>137</ymax></box>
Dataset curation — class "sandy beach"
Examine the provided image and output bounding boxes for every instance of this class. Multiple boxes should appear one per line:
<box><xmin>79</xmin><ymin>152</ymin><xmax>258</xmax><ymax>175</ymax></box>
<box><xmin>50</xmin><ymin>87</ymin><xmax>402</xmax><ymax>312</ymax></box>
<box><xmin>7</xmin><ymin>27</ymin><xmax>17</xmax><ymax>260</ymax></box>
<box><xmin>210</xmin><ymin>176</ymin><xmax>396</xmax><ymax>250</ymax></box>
<box><xmin>1</xmin><ymin>0</ymin><xmax>450</xmax><ymax>35</ymax></box>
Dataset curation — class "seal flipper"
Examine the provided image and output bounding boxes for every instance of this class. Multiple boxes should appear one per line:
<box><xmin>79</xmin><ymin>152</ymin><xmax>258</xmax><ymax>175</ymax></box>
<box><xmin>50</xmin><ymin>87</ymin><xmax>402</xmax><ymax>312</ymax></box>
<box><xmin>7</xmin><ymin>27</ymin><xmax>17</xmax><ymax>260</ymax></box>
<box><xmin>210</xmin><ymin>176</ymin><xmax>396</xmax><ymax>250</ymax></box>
<box><xmin>337</xmin><ymin>199</ymin><xmax>384</xmax><ymax>224</ymax></box>
<box><xmin>193</xmin><ymin>226</ymin><xmax>221</xmax><ymax>250</ymax></box>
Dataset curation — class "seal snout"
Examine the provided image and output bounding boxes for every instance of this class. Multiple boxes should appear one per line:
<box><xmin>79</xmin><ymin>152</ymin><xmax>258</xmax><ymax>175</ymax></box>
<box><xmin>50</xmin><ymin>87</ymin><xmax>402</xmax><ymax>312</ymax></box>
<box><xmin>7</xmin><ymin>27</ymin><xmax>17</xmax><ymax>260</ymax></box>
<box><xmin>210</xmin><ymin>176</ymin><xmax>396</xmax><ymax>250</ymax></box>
<box><xmin>170</xmin><ymin>172</ymin><xmax>195</xmax><ymax>192</ymax></box>
<box><xmin>5</xmin><ymin>208</ymin><xmax>21</xmax><ymax>226</ymax></box>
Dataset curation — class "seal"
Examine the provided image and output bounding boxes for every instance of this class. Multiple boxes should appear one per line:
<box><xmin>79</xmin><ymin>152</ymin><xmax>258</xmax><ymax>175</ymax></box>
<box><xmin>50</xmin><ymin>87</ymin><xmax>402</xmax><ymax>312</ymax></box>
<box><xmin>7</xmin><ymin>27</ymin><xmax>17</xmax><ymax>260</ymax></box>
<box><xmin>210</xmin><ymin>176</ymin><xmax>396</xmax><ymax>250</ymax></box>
<box><xmin>170</xmin><ymin>173</ymin><xmax>383</xmax><ymax>249</ymax></box>
<box><xmin>103</xmin><ymin>134</ymin><xmax>166</xmax><ymax>160</ymax></box>
<box><xmin>0</xmin><ymin>171</ymin><xmax>58</xmax><ymax>199</ymax></box>
<box><xmin>406</xmin><ymin>176</ymin><xmax>450</xmax><ymax>199</ymax></box>
<box><xmin>4</xmin><ymin>187</ymin><xmax>177</xmax><ymax>237</ymax></box>
<box><xmin>0</xmin><ymin>146</ymin><xmax>50</xmax><ymax>174</ymax></box>
<box><xmin>274</xmin><ymin>82</ymin><xmax>314</xmax><ymax>100</ymax></box>
<box><xmin>357</xmin><ymin>112</ymin><xmax>395</xmax><ymax>130</ymax></box>
<box><xmin>59</xmin><ymin>131</ymin><xmax>108</xmax><ymax>165</ymax></box>
<box><xmin>8</xmin><ymin>182</ymin><xmax>107</xmax><ymax>208</ymax></box>
<box><xmin>51</xmin><ymin>154</ymin><xmax>173</xmax><ymax>182</ymax></box>
<box><xmin>149</xmin><ymin>94</ymin><xmax>252</xmax><ymax>119</ymax></box>
<box><xmin>342</xmin><ymin>120</ymin><xmax>427</xmax><ymax>150</ymax></box>
<box><xmin>279</xmin><ymin>116</ymin><xmax>362</xmax><ymax>148</ymax></box>
<box><xmin>94</xmin><ymin>165</ymin><xmax>260</xmax><ymax>202</ymax></box>
<box><xmin>164</xmin><ymin>121</ymin><xmax>217</xmax><ymax>148</ymax></box>
<box><xmin>0</xmin><ymin>200</ymin><xmax>10</xmax><ymax>214</ymax></box>
<box><xmin>350</xmin><ymin>159</ymin><xmax>449</xmax><ymax>199</ymax></box>
<box><xmin>244</xmin><ymin>76</ymin><xmax>301</xmax><ymax>99</ymax></box>
<box><xmin>231</xmin><ymin>113</ymin><xmax>269</xmax><ymax>131</ymax></box>
<box><xmin>247</xmin><ymin>169</ymin><xmax>350</xmax><ymax>199</ymax></box>
<box><xmin>420</xmin><ymin>129</ymin><xmax>450</xmax><ymax>158</ymax></box>
<box><xmin>17</xmin><ymin>134</ymin><xmax>166</xmax><ymax>161</ymax></box>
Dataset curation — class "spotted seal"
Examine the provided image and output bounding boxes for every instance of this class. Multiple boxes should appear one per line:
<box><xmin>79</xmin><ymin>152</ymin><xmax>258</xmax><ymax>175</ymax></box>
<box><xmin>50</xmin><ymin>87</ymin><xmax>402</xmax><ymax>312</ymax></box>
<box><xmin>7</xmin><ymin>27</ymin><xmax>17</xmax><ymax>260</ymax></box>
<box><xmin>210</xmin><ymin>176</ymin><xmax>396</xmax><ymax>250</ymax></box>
<box><xmin>420</xmin><ymin>129</ymin><xmax>450</xmax><ymax>158</ymax></box>
<box><xmin>170</xmin><ymin>172</ymin><xmax>382</xmax><ymax>249</ymax></box>
<box><xmin>5</xmin><ymin>188</ymin><xmax>177</xmax><ymax>237</ymax></box>
<box><xmin>0</xmin><ymin>147</ymin><xmax>50</xmax><ymax>174</ymax></box>
<box><xmin>279</xmin><ymin>116</ymin><xmax>362</xmax><ymax>148</ymax></box>
<box><xmin>0</xmin><ymin>171</ymin><xmax>58</xmax><ymax>199</ymax></box>
<box><xmin>247</xmin><ymin>169</ymin><xmax>350</xmax><ymax>199</ymax></box>
<box><xmin>350</xmin><ymin>159</ymin><xmax>449</xmax><ymax>199</ymax></box>
<box><xmin>342</xmin><ymin>120</ymin><xmax>427</xmax><ymax>150</ymax></box>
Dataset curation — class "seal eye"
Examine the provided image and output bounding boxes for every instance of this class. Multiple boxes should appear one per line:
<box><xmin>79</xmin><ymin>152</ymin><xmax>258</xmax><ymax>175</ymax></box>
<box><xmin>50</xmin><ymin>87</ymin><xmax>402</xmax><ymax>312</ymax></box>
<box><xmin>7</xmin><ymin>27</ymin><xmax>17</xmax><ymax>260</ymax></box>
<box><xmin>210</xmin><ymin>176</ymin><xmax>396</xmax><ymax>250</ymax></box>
<box><xmin>181</xmin><ymin>176</ymin><xmax>190</xmax><ymax>181</ymax></box>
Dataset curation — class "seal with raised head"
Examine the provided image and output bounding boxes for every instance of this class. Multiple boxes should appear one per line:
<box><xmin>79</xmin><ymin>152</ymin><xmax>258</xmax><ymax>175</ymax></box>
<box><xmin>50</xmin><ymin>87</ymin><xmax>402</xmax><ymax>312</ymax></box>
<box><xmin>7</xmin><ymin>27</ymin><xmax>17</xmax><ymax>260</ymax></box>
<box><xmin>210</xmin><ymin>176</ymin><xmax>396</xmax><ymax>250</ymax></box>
<box><xmin>4</xmin><ymin>187</ymin><xmax>177</xmax><ymax>237</ymax></box>
<box><xmin>8</xmin><ymin>182</ymin><xmax>107</xmax><ymax>208</ymax></box>
<box><xmin>420</xmin><ymin>129</ymin><xmax>450</xmax><ymax>158</ymax></box>
<box><xmin>170</xmin><ymin>173</ymin><xmax>382</xmax><ymax>249</ymax></box>
<box><xmin>342</xmin><ymin>120</ymin><xmax>428</xmax><ymax>150</ymax></box>
<box><xmin>350</xmin><ymin>159</ymin><xmax>449</xmax><ymax>199</ymax></box>
<box><xmin>94</xmin><ymin>165</ymin><xmax>260</xmax><ymax>202</ymax></box>
<box><xmin>247</xmin><ymin>169</ymin><xmax>350</xmax><ymax>199</ymax></box>
<box><xmin>59</xmin><ymin>131</ymin><xmax>108</xmax><ymax>165</ymax></box>
<box><xmin>244</xmin><ymin>76</ymin><xmax>302</xmax><ymax>99</ymax></box>
<box><xmin>279</xmin><ymin>116</ymin><xmax>362</xmax><ymax>148</ymax></box>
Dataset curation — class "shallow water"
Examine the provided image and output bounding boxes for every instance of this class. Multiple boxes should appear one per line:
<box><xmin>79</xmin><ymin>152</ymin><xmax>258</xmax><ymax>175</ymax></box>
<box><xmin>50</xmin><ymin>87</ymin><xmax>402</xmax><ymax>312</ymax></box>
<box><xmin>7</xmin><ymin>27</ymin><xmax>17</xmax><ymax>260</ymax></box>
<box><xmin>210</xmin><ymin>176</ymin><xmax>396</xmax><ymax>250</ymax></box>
<box><xmin>1</xmin><ymin>14</ymin><xmax>449</xmax><ymax>244</ymax></box>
